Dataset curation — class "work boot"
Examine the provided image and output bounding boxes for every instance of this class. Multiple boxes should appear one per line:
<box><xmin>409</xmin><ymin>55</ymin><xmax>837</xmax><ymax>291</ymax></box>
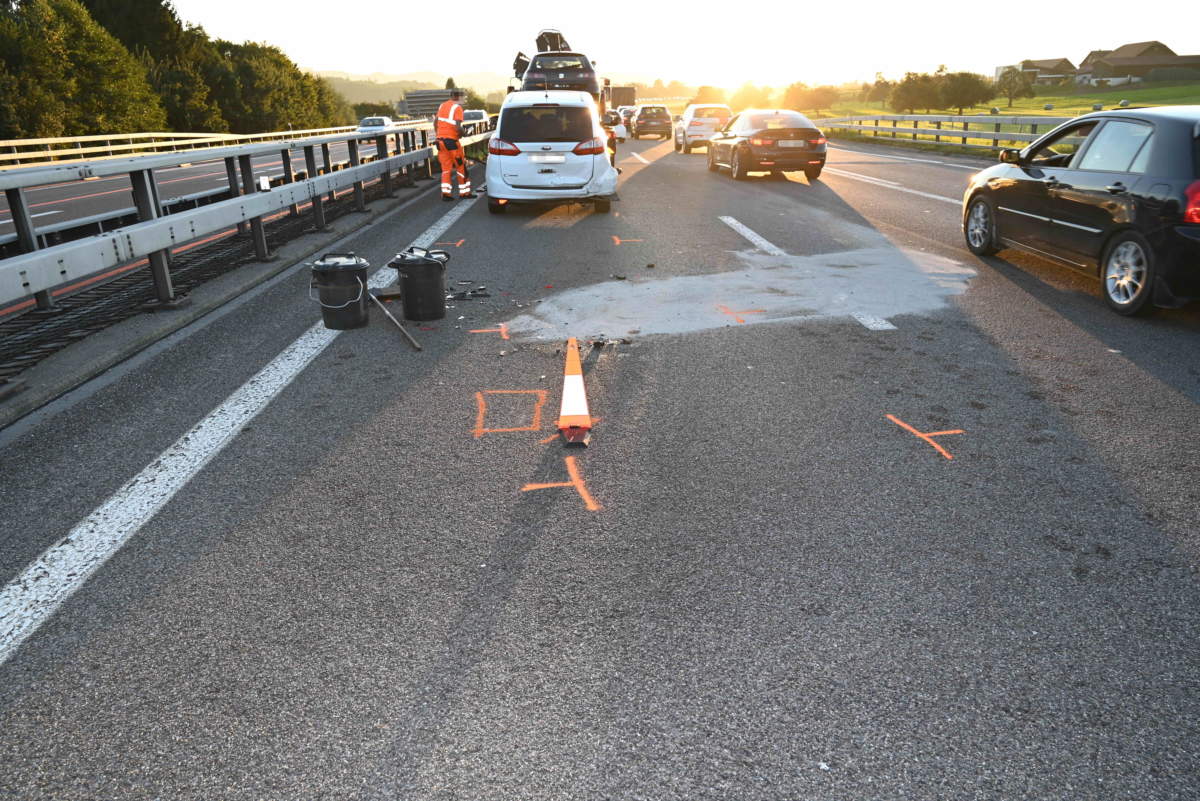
<box><xmin>459</xmin><ymin>192</ymin><xmax>475</xmax><ymax>199</ymax></box>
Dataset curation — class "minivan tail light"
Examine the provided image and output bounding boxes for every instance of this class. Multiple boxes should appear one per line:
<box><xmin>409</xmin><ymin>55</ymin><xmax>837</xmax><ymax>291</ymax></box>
<box><xmin>488</xmin><ymin>138</ymin><xmax>520</xmax><ymax>156</ymax></box>
<box><xmin>1185</xmin><ymin>180</ymin><xmax>1200</xmax><ymax>223</ymax></box>
<box><xmin>573</xmin><ymin>136</ymin><xmax>605</xmax><ymax>155</ymax></box>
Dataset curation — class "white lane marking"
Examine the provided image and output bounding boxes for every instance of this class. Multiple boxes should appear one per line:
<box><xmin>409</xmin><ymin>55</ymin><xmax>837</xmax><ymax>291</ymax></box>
<box><xmin>0</xmin><ymin>196</ymin><xmax>478</xmax><ymax>666</ymax></box>
<box><xmin>825</xmin><ymin>168</ymin><xmax>900</xmax><ymax>187</ymax></box>
<box><xmin>851</xmin><ymin>312</ymin><xmax>898</xmax><ymax>331</ymax></box>
<box><xmin>630</xmin><ymin>152</ymin><xmax>650</xmax><ymax>165</ymax></box>
<box><xmin>718</xmin><ymin>216</ymin><xmax>786</xmax><ymax>256</ymax></box>
<box><xmin>823</xmin><ymin>167</ymin><xmax>960</xmax><ymax>206</ymax></box>
<box><xmin>829</xmin><ymin>145</ymin><xmax>978</xmax><ymax>171</ymax></box>
<box><xmin>0</xmin><ymin>210</ymin><xmax>61</xmax><ymax>224</ymax></box>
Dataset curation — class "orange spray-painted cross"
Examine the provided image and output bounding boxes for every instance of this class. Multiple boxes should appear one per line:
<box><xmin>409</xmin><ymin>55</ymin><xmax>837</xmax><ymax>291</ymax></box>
<box><xmin>521</xmin><ymin>456</ymin><xmax>602</xmax><ymax>510</ymax></box>
<box><xmin>469</xmin><ymin>323</ymin><xmax>509</xmax><ymax>340</ymax></box>
<box><xmin>886</xmin><ymin>414</ymin><xmax>964</xmax><ymax>461</ymax></box>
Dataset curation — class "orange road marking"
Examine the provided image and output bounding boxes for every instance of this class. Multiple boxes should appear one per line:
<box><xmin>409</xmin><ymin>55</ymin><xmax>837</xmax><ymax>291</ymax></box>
<box><xmin>434</xmin><ymin>238</ymin><xmax>465</xmax><ymax>247</ymax></box>
<box><xmin>611</xmin><ymin>235</ymin><xmax>643</xmax><ymax>245</ymax></box>
<box><xmin>521</xmin><ymin>456</ymin><xmax>601</xmax><ymax>511</ymax></box>
<box><xmin>469</xmin><ymin>323</ymin><xmax>509</xmax><ymax>340</ymax></box>
<box><xmin>886</xmin><ymin>414</ymin><xmax>964</xmax><ymax>461</ymax></box>
<box><xmin>717</xmin><ymin>304</ymin><xmax>766</xmax><ymax>324</ymax></box>
<box><xmin>473</xmin><ymin>390</ymin><xmax>547</xmax><ymax>438</ymax></box>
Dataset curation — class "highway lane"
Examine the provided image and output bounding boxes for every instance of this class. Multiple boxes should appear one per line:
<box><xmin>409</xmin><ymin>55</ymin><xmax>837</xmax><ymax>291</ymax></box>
<box><xmin>1</xmin><ymin>135</ymin><xmax>1199</xmax><ymax>799</ymax></box>
<box><xmin>0</xmin><ymin>140</ymin><xmax>385</xmax><ymax>236</ymax></box>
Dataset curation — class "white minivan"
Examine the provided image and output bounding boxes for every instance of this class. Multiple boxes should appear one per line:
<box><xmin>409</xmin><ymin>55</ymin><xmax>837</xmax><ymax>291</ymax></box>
<box><xmin>485</xmin><ymin>90</ymin><xmax>619</xmax><ymax>214</ymax></box>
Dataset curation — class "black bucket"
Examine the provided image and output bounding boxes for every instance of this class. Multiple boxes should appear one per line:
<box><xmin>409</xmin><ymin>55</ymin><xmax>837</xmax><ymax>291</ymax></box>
<box><xmin>389</xmin><ymin>247</ymin><xmax>449</xmax><ymax>321</ymax></box>
<box><xmin>311</xmin><ymin>253</ymin><xmax>369</xmax><ymax>330</ymax></box>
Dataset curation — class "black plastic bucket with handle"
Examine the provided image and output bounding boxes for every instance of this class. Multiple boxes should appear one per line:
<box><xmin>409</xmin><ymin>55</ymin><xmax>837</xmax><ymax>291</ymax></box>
<box><xmin>310</xmin><ymin>253</ymin><xmax>369</xmax><ymax>330</ymax></box>
<box><xmin>388</xmin><ymin>247</ymin><xmax>449</xmax><ymax>321</ymax></box>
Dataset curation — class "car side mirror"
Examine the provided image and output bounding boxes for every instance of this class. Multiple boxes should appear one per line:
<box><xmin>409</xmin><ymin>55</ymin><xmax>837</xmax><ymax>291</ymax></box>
<box><xmin>999</xmin><ymin>148</ymin><xmax>1022</xmax><ymax>165</ymax></box>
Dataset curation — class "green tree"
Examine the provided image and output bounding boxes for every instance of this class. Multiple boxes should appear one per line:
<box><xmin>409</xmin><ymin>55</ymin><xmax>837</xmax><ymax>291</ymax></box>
<box><xmin>730</xmin><ymin>82</ymin><xmax>771</xmax><ymax>110</ymax></box>
<box><xmin>938</xmin><ymin>71</ymin><xmax>993</xmax><ymax>115</ymax></box>
<box><xmin>445</xmin><ymin>76</ymin><xmax>456</xmax><ymax>89</ymax></box>
<box><xmin>995</xmin><ymin>67</ymin><xmax>1035</xmax><ymax>108</ymax></box>
<box><xmin>889</xmin><ymin>72</ymin><xmax>939</xmax><ymax>113</ymax></box>
<box><xmin>353</xmin><ymin>101</ymin><xmax>395</xmax><ymax>119</ymax></box>
<box><xmin>691</xmin><ymin>85</ymin><xmax>726</xmax><ymax>105</ymax></box>
<box><xmin>0</xmin><ymin>0</ymin><xmax>165</xmax><ymax>136</ymax></box>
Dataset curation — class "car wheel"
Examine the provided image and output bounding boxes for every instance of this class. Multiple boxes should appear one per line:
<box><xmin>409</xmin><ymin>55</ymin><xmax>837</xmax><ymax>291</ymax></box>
<box><xmin>731</xmin><ymin>148</ymin><xmax>749</xmax><ymax>180</ymax></box>
<box><xmin>594</xmin><ymin>199</ymin><xmax>611</xmax><ymax>213</ymax></box>
<box><xmin>803</xmin><ymin>165</ymin><xmax>822</xmax><ymax>181</ymax></box>
<box><xmin>963</xmin><ymin>195</ymin><xmax>998</xmax><ymax>256</ymax></box>
<box><xmin>673</xmin><ymin>134</ymin><xmax>682</xmax><ymax>152</ymax></box>
<box><xmin>487</xmin><ymin>198</ymin><xmax>506</xmax><ymax>215</ymax></box>
<box><xmin>1101</xmin><ymin>230</ymin><xmax>1155</xmax><ymax>315</ymax></box>
<box><xmin>707</xmin><ymin>146</ymin><xmax>719</xmax><ymax>172</ymax></box>
<box><xmin>681</xmin><ymin>138</ymin><xmax>692</xmax><ymax>154</ymax></box>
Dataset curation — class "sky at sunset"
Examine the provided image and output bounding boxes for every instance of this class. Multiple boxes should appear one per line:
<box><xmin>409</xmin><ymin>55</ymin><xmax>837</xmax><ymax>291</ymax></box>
<box><xmin>168</xmin><ymin>0</ymin><xmax>1199</xmax><ymax>89</ymax></box>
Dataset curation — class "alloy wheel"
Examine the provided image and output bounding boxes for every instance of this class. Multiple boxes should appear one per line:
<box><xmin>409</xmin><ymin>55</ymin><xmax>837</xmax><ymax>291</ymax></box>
<box><xmin>1104</xmin><ymin>240</ymin><xmax>1147</xmax><ymax>306</ymax></box>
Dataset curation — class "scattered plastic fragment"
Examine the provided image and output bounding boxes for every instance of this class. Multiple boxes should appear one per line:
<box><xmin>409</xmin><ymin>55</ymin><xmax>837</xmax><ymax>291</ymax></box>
<box><xmin>819</xmin><ymin>763</ymin><xmax>830</xmax><ymax>772</ymax></box>
<box><xmin>646</xmin><ymin>263</ymin><xmax>655</xmax><ymax>268</ymax></box>
<box><xmin>611</xmin><ymin>274</ymin><xmax>626</xmax><ymax>280</ymax></box>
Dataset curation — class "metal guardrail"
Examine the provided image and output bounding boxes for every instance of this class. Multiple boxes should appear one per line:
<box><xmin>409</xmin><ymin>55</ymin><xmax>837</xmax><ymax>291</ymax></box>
<box><xmin>0</xmin><ymin>121</ymin><xmax>494</xmax><ymax>313</ymax></box>
<box><xmin>819</xmin><ymin>114</ymin><xmax>1074</xmax><ymax>150</ymax></box>
<box><xmin>0</xmin><ymin>122</ymin><xmax>431</xmax><ymax>169</ymax></box>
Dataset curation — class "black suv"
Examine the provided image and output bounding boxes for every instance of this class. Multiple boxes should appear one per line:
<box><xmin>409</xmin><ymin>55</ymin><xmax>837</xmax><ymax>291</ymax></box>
<box><xmin>631</xmin><ymin>105</ymin><xmax>672</xmax><ymax>139</ymax></box>
<box><xmin>962</xmin><ymin>106</ymin><xmax>1200</xmax><ymax>315</ymax></box>
<box><xmin>520</xmin><ymin>52</ymin><xmax>599</xmax><ymax>98</ymax></box>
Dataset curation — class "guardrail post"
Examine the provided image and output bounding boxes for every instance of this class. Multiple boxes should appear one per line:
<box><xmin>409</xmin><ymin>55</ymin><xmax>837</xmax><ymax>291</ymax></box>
<box><xmin>376</xmin><ymin>134</ymin><xmax>394</xmax><ymax>197</ymax></box>
<box><xmin>303</xmin><ymin>145</ymin><xmax>327</xmax><ymax>230</ymax></box>
<box><xmin>347</xmin><ymin>138</ymin><xmax>366</xmax><ymax>212</ymax></box>
<box><xmin>961</xmin><ymin>121</ymin><xmax>968</xmax><ymax>145</ymax></box>
<box><xmin>420</xmin><ymin>130</ymin><xmax>434</xmax><ymax>179</ymax></box>
<box><xmin>225</xmin><ymin>157</ymin><xmax>249</xmax><ymax>234</ymax></box>
<box><xmin>321</xmin><ymin>143</ymin><xmax>335</xmax><ymax>202</ymax></box>
<box><xmin>934</xmin><ymin>120</ymin><xmax>942</xmax><ymax>143</ymax></box>
<box><xmin>237</xmin><ymin>154</ymin><xmax>271</xmax><ymax>261</ymax></box>
<box><xmin>281</xmin><ymin>148</ymin><xmax>300</xmax><ymax>216</ymax></box>
<box><xmin>129</xmin><ymin>169</ymin><xmax>181</xmax><ymax>306</ymax></box>
<box><xmin>4</xmin><ymin>187</ymin><xmax>58</xmax><ymax>310</ymax></box>
<box><xmin>873</xmin><ymin>119</ymin><xmax>879</xmax><ymax>139</ymax></box>
<box><xmin>396</xmin><ymin>131</ymin><xmax>413</xmax><ymax>186</ymax></box>
<box><xmin>891</xmin><ymin>119</ymin><xmax>897</xmax><ymax>139</ymax></box>
<box><xmin>1031</xmin><ymin>123</ymin><xmax>1038</xmax><ymax>137</ymax></box>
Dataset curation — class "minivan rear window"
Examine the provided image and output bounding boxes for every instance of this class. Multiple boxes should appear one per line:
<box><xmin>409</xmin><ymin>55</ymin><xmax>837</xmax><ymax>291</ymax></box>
<box><xmin>500</xmin><ymin>106</ymin><xmax>592</xmax><ymax>142</ymax></box>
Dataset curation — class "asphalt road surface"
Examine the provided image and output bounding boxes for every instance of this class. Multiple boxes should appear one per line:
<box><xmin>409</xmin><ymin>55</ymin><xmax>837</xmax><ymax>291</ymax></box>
<box><xmin>1</xmin><ymin>135</ymin><xmax>1199</xmax><ymax>800</ymax></box>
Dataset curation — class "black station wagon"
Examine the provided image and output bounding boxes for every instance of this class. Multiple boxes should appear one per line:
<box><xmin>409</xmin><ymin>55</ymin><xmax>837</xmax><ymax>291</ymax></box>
<box><xmin>962</xmin><ymin>106</ymin><xmax>1200</xmax><ymax>315</ymax></box>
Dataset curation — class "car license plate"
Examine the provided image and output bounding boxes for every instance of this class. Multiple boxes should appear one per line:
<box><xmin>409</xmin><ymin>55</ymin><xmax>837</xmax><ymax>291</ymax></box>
<box><xmin>779</xmin><ymin>140</ymin><xmax>805</xmax><ymax>148</ymax></box>
<box><xmin>530</xmin><ymin>154</ymin><xmax>566</xmax><ymax>163</ymax></box>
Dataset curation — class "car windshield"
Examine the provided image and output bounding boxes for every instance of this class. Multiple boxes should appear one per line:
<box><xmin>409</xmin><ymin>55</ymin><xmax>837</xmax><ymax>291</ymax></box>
<box><xmin>532</xmin><ymin>55</ymin><xmax>587</xmax><ymax>71</ymax></box>
<box><xmin>500</xmin><ymin>106</ymin><xmax>592</xmax><ymax>142</ymax></box>
<box><xmin>747</xmin><ymin>112</ymin><xmax>811</xmax><ymax>129</ymax></box>
<box><xmin>694</xmin><ymin>107</ymin><xmax>729</xmax><ymax>120</ymax></box>
<box><xmin>360</xmin><ymin>118</ymin><xmax>386</xmax><ymax>126</ymax></box>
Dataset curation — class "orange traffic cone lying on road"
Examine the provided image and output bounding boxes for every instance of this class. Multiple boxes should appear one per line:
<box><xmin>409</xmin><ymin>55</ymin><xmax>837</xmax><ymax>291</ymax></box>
<box><xmin>556</xmin><ymin>337</ymin><xmax>593</xmax><ymax>445</ymax></box>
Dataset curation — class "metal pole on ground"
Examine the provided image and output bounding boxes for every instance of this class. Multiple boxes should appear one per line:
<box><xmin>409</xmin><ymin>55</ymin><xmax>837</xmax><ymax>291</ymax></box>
<box><xmin>4</xmin><ymin>187</ymin><xmax>57</xmax><ymax>310</ymax></box>
<box><xmin>225</xmin><ymin>156</ymin><xmax>249</xmax><ymax>234</ymax></box>
<box><xmin>237</xmin><ymin>154</ymin><xmax>271</xmax><ymax>261</ymax></box>
<box><xmin>129</xmin><ymin>169</ymin><xmax>180</xmax><ymax>305</ymax></box>
<box><xmin>303</xmin><ymin>145</ymin><xmax>327</xmax><ymax>230</ymax></box>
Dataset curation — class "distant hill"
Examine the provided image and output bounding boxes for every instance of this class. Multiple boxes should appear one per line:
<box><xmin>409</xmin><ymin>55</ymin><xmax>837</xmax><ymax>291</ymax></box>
<box><xmin>318</xmin><ymin>71</ymin><xmax>514</xmax><ymax>103</ymax></box>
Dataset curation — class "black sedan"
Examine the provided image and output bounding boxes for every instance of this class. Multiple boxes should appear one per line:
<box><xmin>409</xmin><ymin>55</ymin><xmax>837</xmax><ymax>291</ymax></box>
<box><xmin>707</xmin><ymin>110</ymin><xmax>827</xmax><ymax>180</ymax></box>
<box><xmin>962</xmin><ymin>106</ymin><xmax>1200</xmax><ymax>315</ymax></box>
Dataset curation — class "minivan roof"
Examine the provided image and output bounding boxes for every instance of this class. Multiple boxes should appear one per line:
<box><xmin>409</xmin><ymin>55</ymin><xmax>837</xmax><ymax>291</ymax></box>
<box><xmin>503</xmin><ymin>90</ymin><xmax>595</xmax><ymax>108</ymax></box>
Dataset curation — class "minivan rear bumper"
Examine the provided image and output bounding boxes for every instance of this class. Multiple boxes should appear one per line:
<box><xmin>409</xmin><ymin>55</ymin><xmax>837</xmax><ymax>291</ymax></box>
<box><xmin>486</xmin><ymin>161</ymin><xmax>618</xmax><ymax>201</ymax></box>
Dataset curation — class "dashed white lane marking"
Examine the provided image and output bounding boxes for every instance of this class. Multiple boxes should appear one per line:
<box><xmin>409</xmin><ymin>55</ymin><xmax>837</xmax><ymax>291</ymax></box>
<box><xmin>718</xmin><ymin>215</ymin><xmax>787</xmax><ymax>256</ymax></box>
<box><xmin>630</xmin><ymin>152</ymin><xmax>650</xmax><ymax>165</ymax></box>
<box><xmin>851</xmin><ymin>312</ymin><xmax>898</xmax><ymax>331</ymax></box>
<box><xmin>829</xmin><ymin>145</ymin><xmax>978</xmax><ymax>171</ymax></box>
<box><xmin>0</xmin><ymin>195</ymin><xmax>478</xmax><ymax>666</ymax></box>
<box><xmin>0</xmin><ymin>210</ymin><xmax>61</xmax><ymax>225</ymax></box>
<box><xmin>823</xmin><ymin>167</ymin><xmax>960</xmax><ymax>205</ymax></box>
<box><xmin>716</xmin><ymin>216</ymin><xmax>898</xmax><ymax>332</ymax></box>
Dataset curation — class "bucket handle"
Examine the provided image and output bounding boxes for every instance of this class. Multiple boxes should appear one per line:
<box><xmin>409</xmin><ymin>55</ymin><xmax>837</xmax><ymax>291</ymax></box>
<box><xmin>309</xmin><ymin>275</ymin><xmax>365</xmax><ymax>309</ymax></box>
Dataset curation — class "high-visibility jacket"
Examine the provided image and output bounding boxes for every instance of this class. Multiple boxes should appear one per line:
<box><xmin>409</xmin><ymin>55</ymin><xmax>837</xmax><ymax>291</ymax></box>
<box><xmin>435</xmin><ymin>99</ymin><xmax>463</xmax><ymax>140</ymax></box>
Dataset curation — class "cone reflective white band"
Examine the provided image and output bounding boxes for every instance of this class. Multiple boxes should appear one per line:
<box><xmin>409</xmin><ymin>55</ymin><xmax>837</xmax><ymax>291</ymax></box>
<box><xmin>557</xmin><ymin>337</ymin><xmax>592</xmax><ymax>443</ymax></box>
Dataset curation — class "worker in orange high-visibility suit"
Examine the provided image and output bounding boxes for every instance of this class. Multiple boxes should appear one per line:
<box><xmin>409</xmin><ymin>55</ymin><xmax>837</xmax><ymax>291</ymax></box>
<box><xmin>435</xmin><ymin>89</ymin><xmax>473</xmax><ymax>201</ymax></box>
